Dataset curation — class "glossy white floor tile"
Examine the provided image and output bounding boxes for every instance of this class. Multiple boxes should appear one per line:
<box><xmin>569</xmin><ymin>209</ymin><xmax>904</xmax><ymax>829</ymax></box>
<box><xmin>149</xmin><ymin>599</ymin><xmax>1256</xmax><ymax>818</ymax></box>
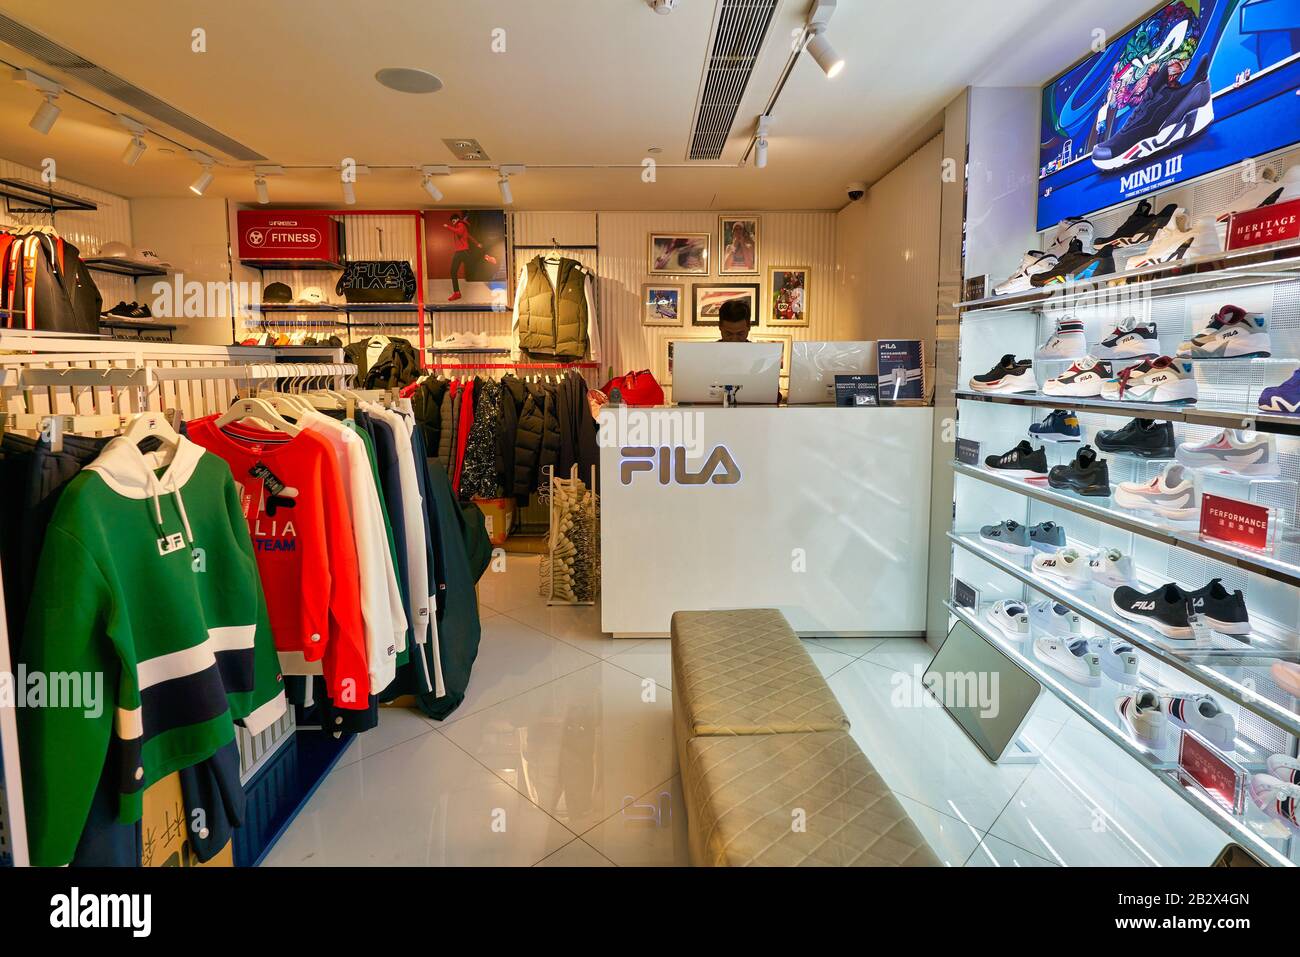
<box><xmin>534</xmin><ymin>838</ymin><xmax>616</xmax><ymax>867</ymax></box>
<box><xmin>439</xmin><ymin>660</ymin><xmax>677</xmax><ymax>835</ymax></box>
<box><xmin>263</xmin><ymin>731</ymin><xmax>574</xmax><ymax>866</ymax></box>
<box><xmin>268</xmin><ymin>561</ymin><xmax>1241</xmax><ymax>868</ymax></box>
<box><xmin>580</xmin><ymin>775</ymin><xmax>691</xmax><ymax>866</ymax></box>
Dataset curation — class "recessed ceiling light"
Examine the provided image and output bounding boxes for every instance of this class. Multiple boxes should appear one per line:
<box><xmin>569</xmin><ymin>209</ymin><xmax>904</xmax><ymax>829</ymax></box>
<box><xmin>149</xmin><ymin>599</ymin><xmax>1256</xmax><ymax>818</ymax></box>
<box><xmin>375</xmin><ymin>68</ymin><xmax>444</xmax><ymax>94</ymax></box>
<box><xmin>647</xmin><ymin>146</ymin><xmax>663</xmax><ymax>154</ymax></box>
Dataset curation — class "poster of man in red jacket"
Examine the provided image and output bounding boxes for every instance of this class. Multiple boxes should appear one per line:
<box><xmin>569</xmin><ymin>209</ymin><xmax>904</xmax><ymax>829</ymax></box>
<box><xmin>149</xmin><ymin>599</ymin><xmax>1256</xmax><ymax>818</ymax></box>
<box><xmin>423</xmin><ymin>210</ymin><xmax>507</xmax><ymax>306</ymax></box>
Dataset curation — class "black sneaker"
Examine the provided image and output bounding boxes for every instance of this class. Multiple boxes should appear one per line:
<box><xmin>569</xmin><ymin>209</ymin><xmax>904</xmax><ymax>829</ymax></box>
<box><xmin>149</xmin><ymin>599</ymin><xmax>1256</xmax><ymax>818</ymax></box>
<box><xmin>1112</xmin><ymin>582</ymin><xmax>1193</xmax><ymax>638</ymax></box>
<box><xmin>1031</xmin><ymin>240</ymin><xmax>1115</xmax><ymax>286</ymax></box>
<box><xmin>984</xmin><ymin>440</ymin><xmax>1047</xmax><ymax>479</ymax></box>
<box><xmin>1187</xmin><ymin>579</ymin><xmax>1250</xmax><ymax>636</ymax></box>
<box><xmin>1048</xmin><ymin>444</ymin><xmax>1111</xmax><ymax>496</ymax></box>
<box><xmin>1093</xmin><ymin>59</ymin><xmax>1213</xmax><ymax>172</ymax></box>
<box><xmin>969</xmin><ymin>354</ymin><xmax>1035</xmax><ymax>394</ymax></box>
<box><xmin>1095</xmin><ymin>418</ymin><xmax>1175</xmax><ymax>458</ymax></box>
<box><xmin>1095</xmin><ymin>202</ymin><xmax>1181</xmax><ymax>249</ymax></box>
<box><xmin>101</xmin><ymin>300</ymin><xmax>135</xmax><ymax>318</ymax></box>
<box><xmin>1030</xmin><ymin>521</ymin><xmax>1066</xmax><ymax>552</ymax></box>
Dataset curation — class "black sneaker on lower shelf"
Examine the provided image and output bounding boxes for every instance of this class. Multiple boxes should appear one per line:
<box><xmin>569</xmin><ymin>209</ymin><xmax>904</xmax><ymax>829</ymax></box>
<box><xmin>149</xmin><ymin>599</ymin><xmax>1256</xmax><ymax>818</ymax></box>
<box><xmin>1095</xmin><ymin>417</ymin><xmax>1175</xmax><ymax>458</ymax></box>
<box><xmin>1112</xmin><ymin>583</ymin><xmax>1192</xmax><ymax>638</ymax></box>
<box><xmin>984</xmin><ymin>441</ymin><xmax>1048</xmax><ymax>478</ymax></box>
<box><xmin>1047</xmin><ymin>444</ymin><xmax>1111</xmax><ymax>496</ymax></box>
<box><xmin>1187</xmin><ymin>579</ymin><xmax>1251</xmax><ymax>636</ymax></box>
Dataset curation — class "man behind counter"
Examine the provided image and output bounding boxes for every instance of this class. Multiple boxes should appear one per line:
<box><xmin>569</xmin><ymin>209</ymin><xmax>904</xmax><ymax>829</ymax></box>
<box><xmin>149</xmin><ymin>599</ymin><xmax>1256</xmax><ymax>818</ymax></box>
<box><xmin>717</xmin><ymin>299</ymin><xmax>752</xmax><ymax>342</ymax></box>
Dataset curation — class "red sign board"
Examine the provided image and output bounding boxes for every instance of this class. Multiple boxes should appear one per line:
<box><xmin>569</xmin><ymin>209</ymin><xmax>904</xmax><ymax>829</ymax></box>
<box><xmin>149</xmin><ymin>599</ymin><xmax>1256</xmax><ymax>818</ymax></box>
<box><xmin>1225</xmin><ymin>197</ymin><xmax>1300</xmax><ymax>251</ymax></box>
<box><xmin>236</xmin><ymin>210</ymin><xmax>342</xmax><ymax>262</ymax></box>
<box><xmin>1178</xmin><ymin>730</ymin><xmax>1243</xmax><ymax>813</ymax></box>
<box><xmin>1199</xmin><ymin>493</ymin><xmax>1270</xmax><ymax>551</ymax></box>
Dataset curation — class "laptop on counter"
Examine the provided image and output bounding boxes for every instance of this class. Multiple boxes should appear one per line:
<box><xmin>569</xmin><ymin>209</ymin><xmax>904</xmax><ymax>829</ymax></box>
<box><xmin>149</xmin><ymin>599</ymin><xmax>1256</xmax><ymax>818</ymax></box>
<box><xmin>671</xmin><ymin>342</ymin><xmax>782</xmax><ymax>405</ymax></box>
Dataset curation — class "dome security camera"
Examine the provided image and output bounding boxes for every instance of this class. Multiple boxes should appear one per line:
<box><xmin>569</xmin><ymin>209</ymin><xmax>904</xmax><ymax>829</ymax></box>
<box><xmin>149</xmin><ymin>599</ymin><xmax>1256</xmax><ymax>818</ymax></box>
<box><xmin>649</xmin><ymin>0</ymin><xmax>680</xmax><ymax>13</ymax></box>
<box><xmin>846</xmin><ymin>182</ymin><xmax>867</xmax><ymax>202</ymax></box>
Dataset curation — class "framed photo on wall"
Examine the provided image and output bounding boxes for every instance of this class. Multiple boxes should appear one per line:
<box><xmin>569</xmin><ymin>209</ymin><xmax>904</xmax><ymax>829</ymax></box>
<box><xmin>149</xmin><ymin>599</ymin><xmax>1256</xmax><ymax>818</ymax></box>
<box><xmin>648</xmin><ymin>233</ymin><xmax>710</xmax><ymax>275</ymax></box>
<box><xmin>640</xmin><ymin>283</ymin><xmax>684</xmax><ymax>326</ymax></box>
<box><xmin>691</xmin><ymin>282</ymin><xmax>761</xmax><ymax>326</ymax></box>
<box><xmin>767</xmin><ymin>266</ymin><xmax>810</xmax><ymax>326</ymax></box>
<box><xmin>718</xmin><ymin>216</ymin><xmax>759</xmax><ymax>274</ymax></box>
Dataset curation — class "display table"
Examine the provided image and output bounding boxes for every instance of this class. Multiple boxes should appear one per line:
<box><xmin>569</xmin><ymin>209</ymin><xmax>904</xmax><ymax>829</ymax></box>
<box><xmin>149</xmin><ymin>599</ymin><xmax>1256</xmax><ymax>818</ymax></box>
<box><xmin>599</xmin><ymin>406</ymin><xmax>933</xmax><ymax>637</ymax></box>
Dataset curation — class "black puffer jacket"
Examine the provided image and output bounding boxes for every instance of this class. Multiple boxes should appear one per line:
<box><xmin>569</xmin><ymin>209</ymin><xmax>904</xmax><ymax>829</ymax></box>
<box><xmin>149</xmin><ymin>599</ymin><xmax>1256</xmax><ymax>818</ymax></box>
<box><xmin>538</xmin><ymin>382</ymin><xmax>561</xmax><ymax>480</ymax></box>
<box><xmin>512</xmin><ymin>383</ymin><xmax>544</xmax><ymax>497</ymax></box>
<box><xmin>343</xmin><ymin>337</ymin><xmax>421</xmax><ymax>390</ymax></box>
<box><xmin>497</xmin><ymin>376</ymin><xmax>525</xmax><ymax>502</ymax></box>
<box><xmin>412</xmin><ymin>376</ymin><xmax>449</xmax><ymax>459</ymax></box>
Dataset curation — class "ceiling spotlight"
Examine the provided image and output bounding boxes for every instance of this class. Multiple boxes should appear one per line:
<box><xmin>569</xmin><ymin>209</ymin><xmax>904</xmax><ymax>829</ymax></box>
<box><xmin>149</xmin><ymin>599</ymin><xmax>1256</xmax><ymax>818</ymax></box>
<box><xmin>29</xmin><ymin>93</ymin><xmax>61</xmax><ymax>134</ymax></box>
<box><xmin>420</xmin><ymin>165</ymin><xmax>449</xmax><ymax>202</ymax></box>
<box><xmin>755</xmin><ymin>115</ymin><xmax>770</xmax><ymax>169</ymax></box>
<box><xmin>122</xmin><ymin>135</ymin><xmax>146</xmax><ymax>166</ymax></box>
<box><xmin>190</xmin><ymin>166</ymin><xmax>214</xmax><ymax>196</ymax></box>
<box><xmin>375</xmin><ymin>67</ymin><xmax>444</xmax><ymax>94</ymax></box>
<box><xmin>254</xmin><ymin>174</ymin><xmax>270</xmax><ymax>204</ymax></box>
<box><xmin>497</xmin><ymin>165</ymin><xmax>525</xmax><ymax>206</ymax></box>
<box><xmin>806</xmin><ymin>0</ymin><xmax>844</xmax><ymax>79</ymax></box>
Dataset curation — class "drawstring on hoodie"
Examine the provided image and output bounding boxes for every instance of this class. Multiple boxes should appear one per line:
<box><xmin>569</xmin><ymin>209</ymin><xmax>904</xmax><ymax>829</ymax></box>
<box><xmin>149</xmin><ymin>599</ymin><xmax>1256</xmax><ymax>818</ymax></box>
<box><xmin>144</xmin><ymin>451</ymin><xmax>195</xmax><ymax>545</ymax></box>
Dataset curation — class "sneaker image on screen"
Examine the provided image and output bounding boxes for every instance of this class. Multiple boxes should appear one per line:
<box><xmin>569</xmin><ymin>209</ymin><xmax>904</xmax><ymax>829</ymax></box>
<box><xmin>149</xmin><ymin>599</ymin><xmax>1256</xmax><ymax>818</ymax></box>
<box><xmin>1092</xmin><ymin>58</ymin><xmax>1213</xmax><ymax>172</ymax></box>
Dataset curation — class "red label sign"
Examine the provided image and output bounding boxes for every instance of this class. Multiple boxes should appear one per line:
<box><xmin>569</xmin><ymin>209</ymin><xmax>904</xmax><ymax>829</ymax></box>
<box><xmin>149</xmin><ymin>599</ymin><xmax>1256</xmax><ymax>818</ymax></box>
<box><xmin>1178</xmin><ymin>730</ymin><xmax>1242</xmax><ymax>813</ymax></box>
<box><xmin>1199</xmin><ymin>493</ymin><xmax>1269</xmax><ymax>550</ymax></box>
<box><xmin>236</xmin><ymin>210</ymin><xmax>340</xmax><ymax>261</ymax></box>
<box><xmin>1225</xmin><ymin>197</ymin><xmax>1300</xmax><ymax>251</ymax></box>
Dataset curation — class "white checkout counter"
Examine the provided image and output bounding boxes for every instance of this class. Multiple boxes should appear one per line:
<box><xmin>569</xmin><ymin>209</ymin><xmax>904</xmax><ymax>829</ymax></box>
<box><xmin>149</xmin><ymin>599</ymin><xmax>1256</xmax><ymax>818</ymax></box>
<box><xmin>599</xmin><ymin>405</ymin><xmax>933</xmax><ymax>637</ymax></box>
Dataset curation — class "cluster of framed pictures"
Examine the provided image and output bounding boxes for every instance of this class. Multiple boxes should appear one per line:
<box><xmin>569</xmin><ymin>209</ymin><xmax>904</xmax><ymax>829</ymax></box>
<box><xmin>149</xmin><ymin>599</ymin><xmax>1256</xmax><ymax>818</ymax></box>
<box><xmin>641</xmin><ymin>216</ymin><xmax>809</xmax><ymax>328</ymax></box>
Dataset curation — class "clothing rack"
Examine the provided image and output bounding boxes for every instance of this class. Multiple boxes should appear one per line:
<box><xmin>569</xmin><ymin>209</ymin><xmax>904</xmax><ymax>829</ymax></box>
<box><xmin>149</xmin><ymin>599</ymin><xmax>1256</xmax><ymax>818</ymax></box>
<box><xmin>423</xmin><ymin>361</ymin><xmax>597</xmax><ymax>370</ymax></box>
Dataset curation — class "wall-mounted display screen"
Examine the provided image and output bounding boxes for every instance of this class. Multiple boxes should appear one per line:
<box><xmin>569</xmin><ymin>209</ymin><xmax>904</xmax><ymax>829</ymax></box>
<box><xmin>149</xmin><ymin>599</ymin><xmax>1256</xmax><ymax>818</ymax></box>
<box><xmin>1037</xmin><ymin>0</ymin><xmax>1300</xmax><ymax>230</ymax></box>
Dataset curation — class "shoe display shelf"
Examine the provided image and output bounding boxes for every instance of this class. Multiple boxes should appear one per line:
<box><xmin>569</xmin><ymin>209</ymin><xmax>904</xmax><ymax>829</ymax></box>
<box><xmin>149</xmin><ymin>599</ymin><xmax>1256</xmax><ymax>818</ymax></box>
<box><xmin>944</xmin><ymin>600</ymin><xmax>1295</xmax><ymax>867</ymax></box>
<box><xmin>951</xmin><ymin>139</ymin><xmax>1300</xmax><ymax>865</ymax></box>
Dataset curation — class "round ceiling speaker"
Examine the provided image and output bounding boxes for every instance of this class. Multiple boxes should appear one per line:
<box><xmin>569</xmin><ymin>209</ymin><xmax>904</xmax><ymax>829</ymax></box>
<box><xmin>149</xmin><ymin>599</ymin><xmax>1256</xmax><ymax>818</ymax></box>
<box><xmin>374</xmin><ymin>68</ymin><xmax>444</xmax><ymax>94</ymax></box>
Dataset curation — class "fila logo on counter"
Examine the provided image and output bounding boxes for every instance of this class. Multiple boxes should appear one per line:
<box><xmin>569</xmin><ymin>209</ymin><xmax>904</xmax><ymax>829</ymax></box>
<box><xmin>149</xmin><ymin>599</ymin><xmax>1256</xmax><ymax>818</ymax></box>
<box><xmin>619</xmin><ymin>446</ymin><xmax>741</xmax><ymax>486</ymax></box>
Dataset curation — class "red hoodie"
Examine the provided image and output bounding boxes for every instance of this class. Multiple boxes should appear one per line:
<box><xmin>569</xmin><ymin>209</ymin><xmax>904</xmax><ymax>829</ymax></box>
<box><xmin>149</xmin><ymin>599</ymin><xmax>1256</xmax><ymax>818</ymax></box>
<box><xmin>187</xmin><ymin>415</ymin><xmax>369</xmax><ymax>708</ymax></box>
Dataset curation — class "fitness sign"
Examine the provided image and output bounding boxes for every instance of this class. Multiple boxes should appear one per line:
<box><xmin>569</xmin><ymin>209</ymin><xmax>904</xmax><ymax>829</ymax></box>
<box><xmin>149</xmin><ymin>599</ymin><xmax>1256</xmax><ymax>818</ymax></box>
<box><xmin>236</xmin><ymin>210</ymin><xmax>342</xmax><ymax>263</ymax></box>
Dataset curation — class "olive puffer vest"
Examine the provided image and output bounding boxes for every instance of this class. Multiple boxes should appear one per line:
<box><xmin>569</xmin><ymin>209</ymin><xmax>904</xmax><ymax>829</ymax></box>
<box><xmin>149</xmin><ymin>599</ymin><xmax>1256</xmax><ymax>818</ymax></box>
<box><xmin>517</xmin><ymin>256</ymin><xmax>589</xmax><ymax>360</ymax></box>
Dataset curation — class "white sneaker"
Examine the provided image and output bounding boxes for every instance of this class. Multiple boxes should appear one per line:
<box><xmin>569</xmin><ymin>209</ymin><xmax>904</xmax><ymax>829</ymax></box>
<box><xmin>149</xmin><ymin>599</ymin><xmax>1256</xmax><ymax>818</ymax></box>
<box><xmin>1035</xmin><ymin>317</ymin><xmax>1088</xmax><ymax>360</ymax></box>
<box><xmin>1088</xmin><ymin>548</ymin><xmax>1134</xmax><ymax>588</ymax></box>
<box><xmin>1028</xmin><ymin>598</ymin><xmax>1082</xmax><ymax>637</ymax></box>
<box><xmin>985</xmin><ymin>599</ymin><xmax>1030</xmax><ymax>641</ymax></box>
<box><xmin>1177</xmin><ymin>307</ymin><xmax>1271</xmax><ymax>359</ymax></box>
<box><xmin>1162</xmin><ymin>692</ymin><xmax>1235</xmax><ymax>752</ymax></box>
<box><xmin>1104</xmin><ymin>357</ymin><xmax>1198</xmax><ymax>404</ymax></box>
<box><xmin>1126</xmin><ymin>212</ymin><xmax>1209</xmax><ymax>270</ymax></box>
<box><xmin>1043</xmin><ymin>357</ymin><xmax>1112</xmax><ymax>397</ymax></box>
<box><xmin>1032</xmin><ymin>547</ymin><xmax>1091</xmax><ymax>590</ymax></box>
<box><xmin>1266</xmin><ymin>754</ymin><xmax>1300</xmax><ymax>786</ymax></box>
<box><xmin>1114</xmin><ymin>463</ymin><xmax>1200</xmax><ymax>520</ymax></box>
<box><xmin>1248</xmin><ymin>774</ymin><xmax>1300</xmax><ymax>832</ymax></box>
<box><xmin>1049</xmin><ymin>218</ymin><xmax>1095</xmax><ymax>256</ymax></box>
<box><xmin>1116</xmin><ymin>689</ymin><xmax>1167</xmax><ymax>747</ymax></box>
<box><xmin>1091</xmin><ymin>317</ymin><xmax>1160</xmax><ymax>360</ymax></box>
<box><xmin>994</xmin><ymin>251</ymin><xmax>1060</xmax><ymax>296</ymax></box>
<box><xmin>1175</xmin><ymin>429</ymin><xmax>1280</xmax><ymax>477</ymax></box>
<box><xmin>1090</xmin><ymin>636</ymin><xmax>1140</xmax><ymax>683</ymax></box>
<box><xmin>1034</xmin><ymin>635</ymin><xmax>1101</xmax><ymax>686</ymax></box>
<box><xmin>1214</xmin><ymin>166</ymin><xmax>1300</xmax><ymax>224</ymax></box>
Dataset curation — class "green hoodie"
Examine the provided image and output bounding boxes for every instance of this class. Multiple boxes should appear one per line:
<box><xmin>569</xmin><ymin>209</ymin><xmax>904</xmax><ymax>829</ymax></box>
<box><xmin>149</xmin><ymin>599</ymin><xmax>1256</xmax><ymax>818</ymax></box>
<box><xmin>18</xmin><ymin>435</ymin><xmax>286</xmax><ymax>866</ymax></box>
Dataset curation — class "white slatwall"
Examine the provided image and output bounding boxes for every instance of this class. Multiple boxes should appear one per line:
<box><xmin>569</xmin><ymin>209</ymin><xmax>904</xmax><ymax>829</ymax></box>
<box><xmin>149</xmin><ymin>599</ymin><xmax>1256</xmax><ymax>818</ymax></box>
<box><xmin>0</xmin><ymin>158</ymin><xmax>136</xmax><ymax>309</ymax></box>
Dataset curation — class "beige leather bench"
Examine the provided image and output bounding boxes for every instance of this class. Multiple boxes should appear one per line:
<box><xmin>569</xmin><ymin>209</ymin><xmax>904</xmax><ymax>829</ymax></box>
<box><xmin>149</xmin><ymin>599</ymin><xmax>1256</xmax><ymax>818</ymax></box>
<box><xmin>671</xmin><ymin>609</ymin><xmax>939</xmax><ymax>867</ymax></box>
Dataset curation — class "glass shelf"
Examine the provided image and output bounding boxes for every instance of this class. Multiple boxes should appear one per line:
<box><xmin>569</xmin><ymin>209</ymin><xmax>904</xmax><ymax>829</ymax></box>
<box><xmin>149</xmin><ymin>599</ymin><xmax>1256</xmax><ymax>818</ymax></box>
<box><xmin>948</xmin><ymin>531</ymin><xmax>1300</xmax><ymax>740</ymax></box>
<box><xmin>956</xmin><ymin>236</ymin><xmax>1300</xmax><ymax>316</ymax></box>
<box><xmin>946</xmin><ymin>602</ymin><xmax>1295</xmax><ymax>867</ymax></box>
<box><xmin>956</xmin><ymin>389</ymin><xmax>1300</xmax><ymax>438</ymax></box>
<box><xmin>953</xmin><ymin>460</ymin><xmax>1300</xmax><ymax>588</ymax></box>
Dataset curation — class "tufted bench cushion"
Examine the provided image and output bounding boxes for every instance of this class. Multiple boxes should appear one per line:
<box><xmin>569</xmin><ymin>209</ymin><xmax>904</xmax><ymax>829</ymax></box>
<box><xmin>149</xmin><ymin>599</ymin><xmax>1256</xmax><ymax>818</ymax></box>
<box><xmin>683</xmin><ymin>730</ymin><xmax>940</xmax><ymax>867</ymax></box>
<box><xmin>670</xmin><ymin>609</ymin><xmax>849</xmax><ymax>737</ymax></box>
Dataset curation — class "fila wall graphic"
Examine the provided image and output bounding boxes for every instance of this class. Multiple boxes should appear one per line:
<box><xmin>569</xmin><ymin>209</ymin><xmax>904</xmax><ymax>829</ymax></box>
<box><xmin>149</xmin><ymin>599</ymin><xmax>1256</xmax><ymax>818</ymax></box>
<box><xmin>1037</xmin><ymin>0</ymin><xmax>1300</xmax><ymax>230</ymax></box>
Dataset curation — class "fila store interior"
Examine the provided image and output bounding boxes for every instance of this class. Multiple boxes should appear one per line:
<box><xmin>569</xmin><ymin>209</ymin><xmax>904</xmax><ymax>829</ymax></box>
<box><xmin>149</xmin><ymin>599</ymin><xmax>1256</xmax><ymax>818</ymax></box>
<box><xmin>0</xmin><ymin>0</ymin><xmax>1298</xmax><ymax>872</ymax></box>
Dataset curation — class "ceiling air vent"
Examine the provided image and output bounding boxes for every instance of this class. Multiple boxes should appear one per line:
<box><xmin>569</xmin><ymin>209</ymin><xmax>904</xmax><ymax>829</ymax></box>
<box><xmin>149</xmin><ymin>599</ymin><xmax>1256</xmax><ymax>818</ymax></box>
<box><xmin>0</xmin><ymin>12</ymin><xmax>266</xmax><ymax>161</ymax></box>
<box><xmin>688</xmin><ymin>0</ymin><xmax>779</xmax><ymax>160</ymax></box>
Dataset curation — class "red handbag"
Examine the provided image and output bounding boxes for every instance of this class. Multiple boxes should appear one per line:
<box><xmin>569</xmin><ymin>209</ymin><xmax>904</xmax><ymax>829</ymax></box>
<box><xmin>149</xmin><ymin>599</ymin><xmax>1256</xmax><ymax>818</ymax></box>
<box><xmin>600</xmin><ymin>370</ymin><xmax>665</xmax><ymax>407</ymax></box>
